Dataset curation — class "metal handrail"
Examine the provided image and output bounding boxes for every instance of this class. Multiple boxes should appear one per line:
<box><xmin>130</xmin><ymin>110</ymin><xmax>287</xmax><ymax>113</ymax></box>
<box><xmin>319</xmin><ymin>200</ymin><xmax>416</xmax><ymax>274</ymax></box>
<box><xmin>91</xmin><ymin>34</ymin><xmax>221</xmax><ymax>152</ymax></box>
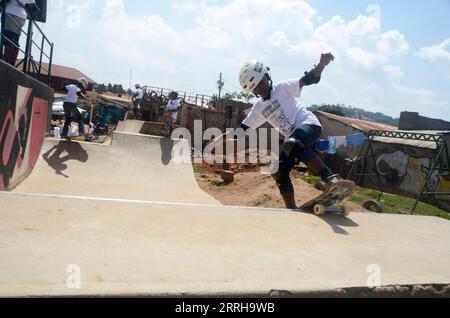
<box><xmin>1</xmin><ymin>3</ymin><xmax>53</xmax><ymax>85</ymax></box>
<box><xmin>143</xmin><ymin>85</ymin><xmax>215</xmax><ymax>108</ymax></box>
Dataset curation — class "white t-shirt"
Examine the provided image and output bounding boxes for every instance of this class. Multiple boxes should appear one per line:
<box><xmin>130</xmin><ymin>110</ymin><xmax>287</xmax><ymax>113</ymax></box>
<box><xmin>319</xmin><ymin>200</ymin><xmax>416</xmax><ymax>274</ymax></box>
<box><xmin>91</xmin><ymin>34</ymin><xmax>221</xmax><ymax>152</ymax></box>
<box><xmin>242</xmin><ymin>79</ymin><xmax>321</xmax><ymax>138</ymax></box>
<box><xmin>166</xmin><ymin>99</ymin><xmax>180</xmax><ymax>111</ymax></box>
<box><xmin>135</xmin><ymin>88</ymin><xmax>144</xmax><ymax>100</ymax></box>
<box><xmin>6</xmin><ymin>0</ymin><xmax>36</xmax><ymax>20</ymax></box>
<box><xmin>166</xmin><ymin>99</ymin><xmax>180</xmax><ymax>121</ymax></box>
<box><xmin>64</xmin><ymin>84</ymin><xmax>81</xmax><ymax>103</ymax></box>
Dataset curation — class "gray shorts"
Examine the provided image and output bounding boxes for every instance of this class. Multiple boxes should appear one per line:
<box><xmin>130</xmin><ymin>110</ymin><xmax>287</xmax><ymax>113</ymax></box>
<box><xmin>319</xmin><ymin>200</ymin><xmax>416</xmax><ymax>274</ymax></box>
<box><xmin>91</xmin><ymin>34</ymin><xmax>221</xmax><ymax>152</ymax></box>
<box><xmin>4</xmin><ymin>13</ymin><xmax>26</xmax><ymax>35</ymax></box>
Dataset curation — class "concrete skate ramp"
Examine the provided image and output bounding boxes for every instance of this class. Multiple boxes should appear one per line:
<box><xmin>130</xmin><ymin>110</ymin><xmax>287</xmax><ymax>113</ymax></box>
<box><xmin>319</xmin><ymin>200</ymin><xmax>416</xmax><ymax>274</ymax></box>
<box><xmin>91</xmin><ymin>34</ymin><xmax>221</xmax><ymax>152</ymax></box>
<box><xmin>116</xmin><ymin>119</ymin><xmax>145</xmax><ymax>134</ymax></box>
<box><xmin>13</xmin><ymin>131</ymin><xmax>219</xmax><ymax>205</ymax></box>
<box><xmin>1</xmin><ymin>193</ymin><xmax>450</xmax><ymax>297</ymax></box>
<box><xmin>1</xmin><ymin>130</ymin><xmax>450</xmax><ymax>297</ymax></box>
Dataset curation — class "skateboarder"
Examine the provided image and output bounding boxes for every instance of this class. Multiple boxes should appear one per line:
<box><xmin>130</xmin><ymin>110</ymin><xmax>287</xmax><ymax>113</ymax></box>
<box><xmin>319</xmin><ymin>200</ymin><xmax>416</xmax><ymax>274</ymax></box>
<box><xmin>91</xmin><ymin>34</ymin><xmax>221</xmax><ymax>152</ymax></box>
<box><xmin>132</xmin><ymin>84</ymin><xmax>144</xmax><ymax>117</ymax></box>
<box><xmin>211</xmin><ymin>53</ymin><xmax>346</xmax><ymax>209</ymax></box>
<box><xmin>164</xmin><ymin>91</ymin><xmax>181</xmax><ymax>136</ymax></box>
<box><xmin>61</xmin><ymin>78</ymin><xmax>88</xmax><ymax>138</ymax></box>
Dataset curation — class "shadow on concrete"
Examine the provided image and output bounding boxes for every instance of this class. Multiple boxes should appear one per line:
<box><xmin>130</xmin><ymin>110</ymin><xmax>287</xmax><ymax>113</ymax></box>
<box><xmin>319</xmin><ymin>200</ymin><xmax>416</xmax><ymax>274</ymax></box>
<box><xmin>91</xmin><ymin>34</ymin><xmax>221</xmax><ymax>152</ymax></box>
<box><xmin>319</xmin><ymin>214</ymin><xmax>359</xmax><ymax>235</ymax></box>
<box><xmin>294</xmin><ymin>210</ymin><xmax>359</xmax><ymax>235</ymax></box>
<box><xmin>42</xmin><ymin>141</ymin><xmax>89</xmax><ymax>178</ymax></box>
<box><xmin>159</xmin><ymin>138</ymin><xmax>174</xmax><ymax>166</ymax></box>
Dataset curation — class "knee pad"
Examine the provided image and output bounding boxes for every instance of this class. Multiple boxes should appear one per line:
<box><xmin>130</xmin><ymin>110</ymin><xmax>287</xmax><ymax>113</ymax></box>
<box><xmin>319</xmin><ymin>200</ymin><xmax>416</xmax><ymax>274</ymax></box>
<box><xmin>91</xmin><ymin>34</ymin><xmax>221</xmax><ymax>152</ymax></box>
<box><xmin>282</xmin><ymin>137</ymin><xmax>305</xmax><ymax>160</ymax></box>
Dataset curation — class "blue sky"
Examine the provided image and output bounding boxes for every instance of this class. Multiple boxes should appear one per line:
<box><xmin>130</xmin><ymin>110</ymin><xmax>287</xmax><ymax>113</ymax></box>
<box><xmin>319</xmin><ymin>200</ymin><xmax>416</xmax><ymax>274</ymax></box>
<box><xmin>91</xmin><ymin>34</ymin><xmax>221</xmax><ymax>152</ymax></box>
<box><xmin>38</xmin><ymin>0</ymin><xmax>450</xmax><ymax>120</ymax></box>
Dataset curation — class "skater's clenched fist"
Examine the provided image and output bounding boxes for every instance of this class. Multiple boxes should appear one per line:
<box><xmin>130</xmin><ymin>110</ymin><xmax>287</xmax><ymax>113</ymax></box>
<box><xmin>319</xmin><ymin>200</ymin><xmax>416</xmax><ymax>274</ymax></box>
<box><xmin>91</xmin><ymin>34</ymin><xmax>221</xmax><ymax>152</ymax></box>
<box><xmin>319</xmin><ymin>53</ymin><xmax>334</xmax><ymax>66</ymax></box>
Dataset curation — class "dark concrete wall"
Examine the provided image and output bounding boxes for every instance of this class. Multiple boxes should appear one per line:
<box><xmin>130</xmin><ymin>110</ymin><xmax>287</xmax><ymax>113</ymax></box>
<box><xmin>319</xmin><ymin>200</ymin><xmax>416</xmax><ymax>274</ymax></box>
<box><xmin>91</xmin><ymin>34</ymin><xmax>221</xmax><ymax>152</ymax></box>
<box><xmin>399</xmin><ymin>112</ymin><xmax>450</xmax><ymax>131</ymax></box>
<box><xmin>0</xmin><ymin>60</ymin><xmax>53</xmax><ymax>190</ymax></box>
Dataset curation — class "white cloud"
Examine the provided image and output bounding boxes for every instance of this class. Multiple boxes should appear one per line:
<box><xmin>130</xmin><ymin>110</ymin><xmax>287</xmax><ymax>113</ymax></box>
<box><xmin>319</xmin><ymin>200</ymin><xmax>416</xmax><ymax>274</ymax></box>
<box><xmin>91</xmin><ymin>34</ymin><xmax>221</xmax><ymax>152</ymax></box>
<box><xmin>288</xmin><ymin>40</ymin><xmax>333</xmax><ymax>58</ymax></box>
<box><xmin>366</xmin><ymin>83</ymin><xmax>380</xmax><ymax>92</ymax></box>
<box><xmin>383</xmin><ymin>65</ymin><xmax>404</xmax><ymax>79</ymax></box>
<box><xmin>267</xmin><ymin>31</ymin><xmax>290</xmax><ymax>48</ymax></box>
<box><xmin>377</xmin><ymin>31</ymin><xmax>409</xmax><ymax>56</ymax></box>
<box><xmin>394</xmin><ymin>85</ymin><xmax>435</xmax><ymax>98</ymax></box>
<box><xmin>417</xmin><ymin>38</ymin><xmax>450</xmax><ymax>62</ymax></box>
<box><xmin>320</xmin><ymin>80</ymin><xmax>343</xmax><ymax>99</ymax></box>
<box><xmin>286</xmin><ymin>12</ymin><xmax>409</xmax><ymax>74</ymax></box>
<box><xmin>416</xmin><ymin>38</ymin><xmax>450</xmax><ymax>77</ymax></box>
<box><xmin>346</xmin><ymin>47</ymin><xmax>387</xmax><ymax>68</ymax></box>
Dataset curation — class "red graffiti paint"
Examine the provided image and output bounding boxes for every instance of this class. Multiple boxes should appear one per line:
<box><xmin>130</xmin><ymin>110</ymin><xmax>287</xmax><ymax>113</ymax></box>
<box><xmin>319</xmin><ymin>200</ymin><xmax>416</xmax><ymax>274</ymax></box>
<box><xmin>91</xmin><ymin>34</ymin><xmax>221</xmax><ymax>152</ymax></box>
<box><xmin>15</xmin><ymin>110</ymin><xmax>26</xmax><ymax>168</ymax></box>
<box><xmin>1</xmin><ymin>111</ymin><xmax>16</xmax><ymax>166</ymax></box>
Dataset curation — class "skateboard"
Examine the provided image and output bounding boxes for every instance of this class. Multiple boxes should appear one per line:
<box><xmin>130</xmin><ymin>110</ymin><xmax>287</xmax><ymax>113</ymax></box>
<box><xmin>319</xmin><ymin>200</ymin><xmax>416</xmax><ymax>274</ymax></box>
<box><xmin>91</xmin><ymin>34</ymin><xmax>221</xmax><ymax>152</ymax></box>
<box><xmin>62</xmin><ymin>132</ymin><xmax>89</xmax><ymax>142</ymax></box>
<box><xmin>299</xmin><ymin>180</ymin><xmax>356</xmax><ymax>216</ymax></box>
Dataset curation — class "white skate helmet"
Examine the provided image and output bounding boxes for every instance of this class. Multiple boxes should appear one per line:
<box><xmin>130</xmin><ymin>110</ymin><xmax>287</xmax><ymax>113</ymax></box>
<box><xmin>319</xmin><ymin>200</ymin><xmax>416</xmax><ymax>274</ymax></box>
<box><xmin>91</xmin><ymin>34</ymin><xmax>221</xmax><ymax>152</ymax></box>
<box><xmin>78</xmin><ymin>77</ymin><xmax>88</xmax><ymax>90</ymax></box>
<box><xmin>239</xmin><ymin>61</ymin><xmax>270</xmax><ymax>93</ymax></box>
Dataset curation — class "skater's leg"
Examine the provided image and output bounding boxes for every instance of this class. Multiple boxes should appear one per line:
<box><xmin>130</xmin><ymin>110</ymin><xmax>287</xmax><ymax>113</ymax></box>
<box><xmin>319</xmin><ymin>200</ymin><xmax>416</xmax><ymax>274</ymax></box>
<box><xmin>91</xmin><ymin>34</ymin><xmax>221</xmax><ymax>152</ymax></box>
<box><xmin>4</xmin><ymin>41</ymin><xmax>19</xmax><ymax>66</ymax></box>
<box><xmin>3</xmin><ymin>18</ymin><xmax>24</xmax><ymax>66</ymax></box>
<box><xmin>73</xmin><ymin>106</ymin><xmax>85</xmax><ymax>134</ymax></box>
<box><xmin>272</xmin><ymin>152</ymin><xmax>297</xmax><ymax>209</ymax></box>
<box><xmin>62</xmin><ymin>102</ymin><xmax>73</xmax><ymax>137</ymax></box>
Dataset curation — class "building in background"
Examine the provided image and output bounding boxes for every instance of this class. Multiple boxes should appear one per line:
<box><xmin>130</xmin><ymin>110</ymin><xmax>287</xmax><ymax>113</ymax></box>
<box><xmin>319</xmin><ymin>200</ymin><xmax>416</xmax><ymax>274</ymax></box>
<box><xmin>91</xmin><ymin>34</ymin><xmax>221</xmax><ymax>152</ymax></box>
<box><xmin>24</xmin><ymin>61</ymin><xmax>96</xmax><ymax>92</ymax></box>
<box><xmin>399</xmin><ymin>112</ymin><xmax>450</xmax><ymax>131</ymax></box>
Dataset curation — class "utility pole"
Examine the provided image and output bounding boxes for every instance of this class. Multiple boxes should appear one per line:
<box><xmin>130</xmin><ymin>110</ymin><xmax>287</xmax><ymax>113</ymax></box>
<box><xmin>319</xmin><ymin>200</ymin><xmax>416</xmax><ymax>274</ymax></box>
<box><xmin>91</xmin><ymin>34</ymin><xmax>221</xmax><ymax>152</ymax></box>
<box><xmin>129</xmin><ymin>67</ymin><xmax>133</xmax><ymax>102</ymax></box>
<box><xmin>217</xmin><ymin>72</ymin><xmax>224</xmax><ymax>109</ymax></box>
<box><xmin>129</xmin><ymin>67</ymin><xmax>133</xmax><ymax>90</ymax></box>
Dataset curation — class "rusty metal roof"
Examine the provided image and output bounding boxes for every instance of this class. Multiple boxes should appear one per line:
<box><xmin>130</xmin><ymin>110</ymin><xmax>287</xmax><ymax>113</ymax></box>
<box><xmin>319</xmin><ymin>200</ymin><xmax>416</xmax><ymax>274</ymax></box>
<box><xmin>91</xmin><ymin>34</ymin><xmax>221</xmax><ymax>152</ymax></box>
<box><xmin>316</xmin><ymin>111</ymin><xmax>398</xmax><ymax>133</ymax></box>
<box><xmin>24</xmin><ymin>61</ymin><xmax>96</xmax><ymax>84</ymax></box>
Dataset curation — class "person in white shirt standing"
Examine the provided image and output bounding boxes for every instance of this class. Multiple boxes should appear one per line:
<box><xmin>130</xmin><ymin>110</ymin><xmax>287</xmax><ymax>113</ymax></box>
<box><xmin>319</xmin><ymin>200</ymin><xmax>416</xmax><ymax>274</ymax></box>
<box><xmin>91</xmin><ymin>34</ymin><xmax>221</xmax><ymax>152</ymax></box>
<box><xmin>235</xmin><ymin>53</ymin><xmax>344</xmax><ymax>209</ymax></box>
<box><xmin>132</xmin><ymin>84</ymin><xmax>144</xmax><ymax>117</ymax></box>
<box><xmin>61</xmin><ymin>78</ymin><xmax>88</xmax><ymax>138</ymax></box>
<box><xmin>2</xmin><ymin>0</ymin><xmax>40</xmax><ymax>65</ymax></box>
<box><xmin>165</xmin><ymin>91</ymin><xmax>181</xmax><ymax>135</ymax></box>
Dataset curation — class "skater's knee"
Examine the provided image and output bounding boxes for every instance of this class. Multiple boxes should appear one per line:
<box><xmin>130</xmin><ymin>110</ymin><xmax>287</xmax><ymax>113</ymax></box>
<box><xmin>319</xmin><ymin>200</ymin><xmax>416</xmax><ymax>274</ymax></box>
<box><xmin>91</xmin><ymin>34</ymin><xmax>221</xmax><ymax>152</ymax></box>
<box><xmin>282</xmin><ymin>137</ymin><xmax>305</xmax><ymax>160</ymax></box>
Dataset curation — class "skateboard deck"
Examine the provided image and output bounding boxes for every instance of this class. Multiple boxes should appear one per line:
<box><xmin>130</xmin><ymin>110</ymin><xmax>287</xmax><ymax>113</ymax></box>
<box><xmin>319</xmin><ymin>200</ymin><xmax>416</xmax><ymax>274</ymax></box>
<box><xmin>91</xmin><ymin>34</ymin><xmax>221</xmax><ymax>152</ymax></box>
<box><xmin>63</xmin><ymin>133</ymin><xmax>88</xmax><ymax>142</ymax></box>
<box><xmin>299</xmin><ymin>180</ymin><xmax>356</xmax><ymax>216</ymax></box>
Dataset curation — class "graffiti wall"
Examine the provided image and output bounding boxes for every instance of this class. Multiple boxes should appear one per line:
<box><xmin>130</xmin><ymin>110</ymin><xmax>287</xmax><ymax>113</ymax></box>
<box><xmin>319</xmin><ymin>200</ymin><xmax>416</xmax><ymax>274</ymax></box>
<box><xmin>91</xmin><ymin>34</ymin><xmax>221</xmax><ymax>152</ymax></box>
<box><xmin>0</xmin><ymin>60</ymin><xmax>53</xmax><ymax>191</ymax></box>
<box><xmin>364</xmin><ymin>142</ymin><xmax>450</xmax><ymax>210</ymax></box>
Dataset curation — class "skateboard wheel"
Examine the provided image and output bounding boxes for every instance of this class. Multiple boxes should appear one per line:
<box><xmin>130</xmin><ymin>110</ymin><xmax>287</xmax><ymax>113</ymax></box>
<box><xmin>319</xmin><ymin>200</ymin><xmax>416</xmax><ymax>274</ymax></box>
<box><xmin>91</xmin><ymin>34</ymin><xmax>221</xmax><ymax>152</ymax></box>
<box><xmin>314</xmin><ymin>204</ymin><xmax>326</xmax><ymax>216</ymax></box>
<box><xmin>341</xmin><ymin>205</ymin><xmax>351</xmax><ymax>217</ymax></box>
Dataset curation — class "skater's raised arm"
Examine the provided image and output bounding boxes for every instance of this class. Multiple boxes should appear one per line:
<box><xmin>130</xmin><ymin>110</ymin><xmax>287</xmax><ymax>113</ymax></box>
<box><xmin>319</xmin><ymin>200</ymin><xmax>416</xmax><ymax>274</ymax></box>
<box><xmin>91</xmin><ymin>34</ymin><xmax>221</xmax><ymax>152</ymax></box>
<box><xmin>300</xmin><ymin>52</ymin><xmax>334</xmax><ymax>89</ymax></box>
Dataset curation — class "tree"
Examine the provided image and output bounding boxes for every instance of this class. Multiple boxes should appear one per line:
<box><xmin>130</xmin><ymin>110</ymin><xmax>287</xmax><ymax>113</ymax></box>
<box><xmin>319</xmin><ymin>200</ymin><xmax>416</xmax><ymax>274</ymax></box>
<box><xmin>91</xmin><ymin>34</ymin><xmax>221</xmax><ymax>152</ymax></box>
<box><xmin>309</xmin><ymin>104</ymin><xmax>345</xmax><ymax>117</ymax></box>
<box><xmin>239</xmin><ymin>91</ymin><xmax>253</xmax><ymax>103</ymax></box>
<box><xmin>222</xmin><ymin>92</ymin><xmax>237</xmax><ymax>100</ymax></box>
<box><xmin>95</xmin><ymin>83</ymin><xmax>106</xmax><ymax>93</ymax></box>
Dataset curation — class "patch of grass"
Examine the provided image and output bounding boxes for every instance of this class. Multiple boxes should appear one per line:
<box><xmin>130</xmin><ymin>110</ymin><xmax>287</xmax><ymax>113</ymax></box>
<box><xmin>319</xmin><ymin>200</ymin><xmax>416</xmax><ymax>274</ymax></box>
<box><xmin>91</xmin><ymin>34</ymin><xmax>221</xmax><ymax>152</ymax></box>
<box><xmin>299</xmin><ymin>174</ymin><xmax>322</xmax><ymax>185</ymax></box>
<box><xmin>350</xmin><ymin>187</ymin><xmax>450</xmax><ymax>220</ymax></box>
<box><xmin>300</xmin><ymin>174</ymin><xmax>450</xmax><ymax>220</ymax></box>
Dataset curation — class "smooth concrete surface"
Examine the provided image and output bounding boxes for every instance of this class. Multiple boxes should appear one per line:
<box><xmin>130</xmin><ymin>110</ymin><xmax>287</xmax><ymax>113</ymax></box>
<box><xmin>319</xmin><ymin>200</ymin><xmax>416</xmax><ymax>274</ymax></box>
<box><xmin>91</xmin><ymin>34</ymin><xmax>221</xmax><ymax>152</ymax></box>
<box><xmin>13</xmin><ymin>132</ymin><xmax>219</xmax><ymax>205</ymax></box>
<box><xmin>1</xmin><ymin>130</ymin><xmax>450</xmax><ymax>297</ymax></box>
<box><xmin>1</xmin><ymin>193</ymin><xmax>450</xmax><ymax>297</ymax></box>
